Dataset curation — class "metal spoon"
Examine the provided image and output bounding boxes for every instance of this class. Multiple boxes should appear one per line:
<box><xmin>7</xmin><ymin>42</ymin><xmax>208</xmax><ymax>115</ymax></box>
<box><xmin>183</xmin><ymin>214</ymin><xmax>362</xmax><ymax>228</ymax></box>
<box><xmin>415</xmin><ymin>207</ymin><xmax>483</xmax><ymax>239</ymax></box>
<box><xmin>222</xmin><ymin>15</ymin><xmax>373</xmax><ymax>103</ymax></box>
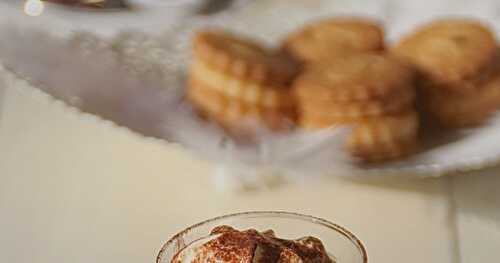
<box><xmin>195</xmin><ymin>0</ymin><xmax>235</xmax><ymax>16</ymax></box>
<box><xmin>84</xmin><ymin>0</ymin><xmax>128</xmax><ymax>9</ymax></box>
<box><xmin>43</xmin><ymin>0</ymin><xmax>129</xmax><ymax>10</ymax></box>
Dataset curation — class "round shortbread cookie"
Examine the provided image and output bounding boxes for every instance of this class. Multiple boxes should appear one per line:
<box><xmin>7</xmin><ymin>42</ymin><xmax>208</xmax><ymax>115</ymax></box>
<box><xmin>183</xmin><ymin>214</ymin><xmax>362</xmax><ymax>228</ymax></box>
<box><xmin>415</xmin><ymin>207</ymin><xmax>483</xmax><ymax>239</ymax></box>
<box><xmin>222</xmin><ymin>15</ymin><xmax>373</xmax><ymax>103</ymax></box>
<box><xmin>189</xmin><ymin>61</ymin><xmax>295</xmax><ymax>109</ymax></box>
<box><xmin>293</xmin><ymin>54</ymin><xmax>415</xmax><ymax>102</ymax></box>
<box><xmin>187</xmin><ymin>79</ymin><xmax>296</xmax><ymax>131</ymax></box>
<box><xmin>349</xmin><ymin>137</ymin><xmax>418</xmax><ymax>163</ymax></box>
<box><xmin>422</xmin><ymin>73</ymin><xmax>500</xmax><ymax>128</ymax></box>
<box><xmin>300</xmin><ymin>111</ymin><xmax>418</xmax><ymax>144</ymax></box>
<box><xmin>300</xmin><ymin>111</ymin><xmax>419</xmax><ymax>162</ymax></box>
<box><xmin>282</xmin><ymin>17</ymin><xmax>384</xmax><ymax>63</ymax></box>
<box><xmin>194</xmin><ymin>30</ymin><xmax>299</xmax><ymax>85</ymax></box>
<box><xmin>393</xmin><ymin>19</ymin><xmax>497</xmax><ymax>88</ymax></box>
<box><xmin>297</xmin><ymin>86</ymin><xmax>415</xmax><ymax>118</ymax></box>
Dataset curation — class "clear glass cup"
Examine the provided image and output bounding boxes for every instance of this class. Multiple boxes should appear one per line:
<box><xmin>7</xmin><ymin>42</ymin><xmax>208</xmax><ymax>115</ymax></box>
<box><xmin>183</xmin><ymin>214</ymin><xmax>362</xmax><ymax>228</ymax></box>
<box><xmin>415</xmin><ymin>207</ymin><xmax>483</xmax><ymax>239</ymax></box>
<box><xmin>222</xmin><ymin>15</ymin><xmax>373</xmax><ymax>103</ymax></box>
<box><xmin>157</xmin><ymin>211</ymin><xmax>367</xmax><ymax>263</ymax></box>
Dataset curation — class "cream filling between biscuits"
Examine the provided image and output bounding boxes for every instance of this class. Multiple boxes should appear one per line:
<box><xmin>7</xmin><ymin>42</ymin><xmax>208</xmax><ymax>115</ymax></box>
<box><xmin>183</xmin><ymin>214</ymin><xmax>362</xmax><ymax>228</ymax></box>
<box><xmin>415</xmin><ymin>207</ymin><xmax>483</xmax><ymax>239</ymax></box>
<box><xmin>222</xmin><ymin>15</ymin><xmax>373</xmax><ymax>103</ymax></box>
<box><xmin>189</xmin><ymin>84</ymin><xmax>269</xmax><ymax>125</ymax></box>
<box><xmin>191</xmin><ymin>61</ymin><xmax>292</xmax><ymax>108</ymax></box>
<box><xmin>300</xmin><ymin>88</ymin><xmax>414</xmax><ymax>118</ymax></box>
<box><xmin>353</xmin><ymin>117</ymin><xmax>418</xmax><ymax>146</ymax></box>
<box><xmin>302</xmin><ymin>111</ymin><xmax>418</xmax><ymax>147</ymax></box>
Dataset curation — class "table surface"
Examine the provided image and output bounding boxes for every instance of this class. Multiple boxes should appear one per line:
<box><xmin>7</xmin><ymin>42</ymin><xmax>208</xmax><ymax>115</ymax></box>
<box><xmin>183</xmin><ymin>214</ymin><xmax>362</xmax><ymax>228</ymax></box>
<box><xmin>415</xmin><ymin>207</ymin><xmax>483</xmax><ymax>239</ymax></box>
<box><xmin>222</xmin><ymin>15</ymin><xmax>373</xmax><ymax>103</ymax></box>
<box><xmin>1</xmin><ymin>1</ymin><xmax>500</xmax><ymax>263</ymax></box>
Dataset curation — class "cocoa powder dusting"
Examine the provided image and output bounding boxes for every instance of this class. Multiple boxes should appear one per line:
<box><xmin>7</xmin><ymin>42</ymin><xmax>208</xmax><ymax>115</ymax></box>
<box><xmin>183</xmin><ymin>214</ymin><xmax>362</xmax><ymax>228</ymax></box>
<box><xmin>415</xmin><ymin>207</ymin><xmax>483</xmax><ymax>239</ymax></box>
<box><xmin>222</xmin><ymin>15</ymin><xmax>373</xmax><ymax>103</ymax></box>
<box><xmin>172</xmin><ymin>226</ymin><xmax>335</xmax><ymax>263</ymax></box>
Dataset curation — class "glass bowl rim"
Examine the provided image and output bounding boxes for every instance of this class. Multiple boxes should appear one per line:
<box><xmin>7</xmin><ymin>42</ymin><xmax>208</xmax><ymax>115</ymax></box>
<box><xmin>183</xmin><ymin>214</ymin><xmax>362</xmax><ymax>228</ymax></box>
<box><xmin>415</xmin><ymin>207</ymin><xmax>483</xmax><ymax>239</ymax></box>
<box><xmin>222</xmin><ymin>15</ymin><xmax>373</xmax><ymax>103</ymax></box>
<box><xmin>156</xmin><ymin>211</ymin><xmax>368</xmax><ymax>263</ymax></box>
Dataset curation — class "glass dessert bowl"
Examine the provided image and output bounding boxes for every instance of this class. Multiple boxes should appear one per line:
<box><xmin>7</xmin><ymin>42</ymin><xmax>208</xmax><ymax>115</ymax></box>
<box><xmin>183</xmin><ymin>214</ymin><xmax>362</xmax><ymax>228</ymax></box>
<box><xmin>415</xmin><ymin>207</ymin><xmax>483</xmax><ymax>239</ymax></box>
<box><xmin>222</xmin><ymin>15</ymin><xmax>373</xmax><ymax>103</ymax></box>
<box><xmin>157</xmin><ymin>211</ymin><xmax>367</xmax><ymax>263</ymax></box>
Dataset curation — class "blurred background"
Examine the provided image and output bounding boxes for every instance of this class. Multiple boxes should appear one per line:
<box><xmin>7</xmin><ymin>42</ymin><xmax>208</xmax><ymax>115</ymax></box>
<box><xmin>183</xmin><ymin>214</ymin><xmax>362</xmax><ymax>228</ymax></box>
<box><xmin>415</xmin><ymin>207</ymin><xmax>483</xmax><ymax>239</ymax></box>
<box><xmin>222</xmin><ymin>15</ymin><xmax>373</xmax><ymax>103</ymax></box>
<box><xmin>1</xmin><ymin>1</ymin><xmax>500</xmax><ymax>263</ymax></box>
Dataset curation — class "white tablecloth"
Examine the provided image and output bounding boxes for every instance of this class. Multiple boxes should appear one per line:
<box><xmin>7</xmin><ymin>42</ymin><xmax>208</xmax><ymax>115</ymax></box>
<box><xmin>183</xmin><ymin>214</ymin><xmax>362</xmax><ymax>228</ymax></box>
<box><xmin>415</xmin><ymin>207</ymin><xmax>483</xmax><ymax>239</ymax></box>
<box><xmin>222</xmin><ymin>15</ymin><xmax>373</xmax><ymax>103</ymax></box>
<box><xmin>3</xmin><ymin>81</ymin><xmax>500</xmax><ymax>263</ymax></box>
<box><xmin>0</xmin><ymin>81</ymin><xmax>454</xmax><ymax>263</ymax></box>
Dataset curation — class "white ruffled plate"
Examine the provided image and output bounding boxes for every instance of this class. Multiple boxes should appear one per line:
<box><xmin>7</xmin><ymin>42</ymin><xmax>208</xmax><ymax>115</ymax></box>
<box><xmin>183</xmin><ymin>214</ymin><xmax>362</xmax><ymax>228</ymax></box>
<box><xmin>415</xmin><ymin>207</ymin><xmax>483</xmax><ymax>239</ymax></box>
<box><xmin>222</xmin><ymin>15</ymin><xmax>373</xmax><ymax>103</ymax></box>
<box><xmin>154</xmin><ymin>0</ymin><xmax>500</xmax><ymax>177</ymax></box>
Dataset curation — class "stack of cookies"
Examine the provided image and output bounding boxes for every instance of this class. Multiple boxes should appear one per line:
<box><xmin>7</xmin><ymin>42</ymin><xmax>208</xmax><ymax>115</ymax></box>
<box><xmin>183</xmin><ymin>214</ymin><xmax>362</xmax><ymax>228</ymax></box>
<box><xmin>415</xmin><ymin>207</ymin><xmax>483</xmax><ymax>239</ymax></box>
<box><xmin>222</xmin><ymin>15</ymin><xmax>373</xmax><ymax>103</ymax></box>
<box><xmin>393</xmin><ymin>19</ymin><xmax>500</xmax><ymax>128</ymax></box>
<box><xmin>293</xmin><ymin>54</ymin><xmax>419</xmax><ymax>162</ymax></box>
<box><xmin>187</xmin><ymin>17</ymin><xmax>500</xmax><ymax>163</ymax></box>
<box><xmin>283</xmin><ymin>18</ymin><xmax>419</xmax><ymax>162</ymax></box>
<box><xmin>187</xmin><ymin>31</ymin><xmax>298</xmax><ymax>135</ymax></box>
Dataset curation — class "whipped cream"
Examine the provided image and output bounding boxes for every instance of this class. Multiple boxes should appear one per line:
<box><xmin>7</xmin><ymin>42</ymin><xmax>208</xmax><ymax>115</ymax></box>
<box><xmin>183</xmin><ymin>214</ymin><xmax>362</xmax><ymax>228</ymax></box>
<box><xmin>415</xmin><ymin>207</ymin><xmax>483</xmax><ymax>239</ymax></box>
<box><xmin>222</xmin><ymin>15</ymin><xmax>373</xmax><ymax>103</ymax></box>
<box><xmin>171</xmin><ymin>226</ymin><xmax>335</xmax><ymax>263</ymax></box>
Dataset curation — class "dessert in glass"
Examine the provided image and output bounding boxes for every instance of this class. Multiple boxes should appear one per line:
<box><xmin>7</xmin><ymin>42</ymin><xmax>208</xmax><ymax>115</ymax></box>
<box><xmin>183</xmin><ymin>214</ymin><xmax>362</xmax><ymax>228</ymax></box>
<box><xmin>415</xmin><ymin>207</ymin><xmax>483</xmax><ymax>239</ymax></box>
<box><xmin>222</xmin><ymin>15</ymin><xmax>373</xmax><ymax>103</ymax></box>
<box><xmin>157</xmin><ymin>212</ymin><xmax>367</xmax><ymax>263</ymax></box>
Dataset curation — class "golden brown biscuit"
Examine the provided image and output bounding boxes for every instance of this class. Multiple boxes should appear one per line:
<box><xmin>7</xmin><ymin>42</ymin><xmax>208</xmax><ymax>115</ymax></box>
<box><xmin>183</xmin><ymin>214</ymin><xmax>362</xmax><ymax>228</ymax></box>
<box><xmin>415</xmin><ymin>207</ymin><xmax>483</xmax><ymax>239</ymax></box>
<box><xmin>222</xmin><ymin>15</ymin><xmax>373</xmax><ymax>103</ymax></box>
<box><xmin>293</xmin><ymin>53</ymin><xmax>418</xmax><ymax>161</ymax></box>
<box><xmin>393</xmin><ymin>19</ymin><xmax>500</xmax><ymax>127</ymax></box>
<box><xmin>347</xmin><ymin>111</ymin><xmax>418</xmax><ymax>148</ymax></box>
<box><xmin>194</xmin><ymin>30</ymin><xmax>298</xmax><ymax>85</ymax></box>
<box><xmin>300</xmin><ymin>111</ymin><xmax>418</xmax><ymax>142</ymax></box>
<box><xmin>293</xmin><ymin>54</ymin><xmax>415</xmax><ymax>102</ymax></box>
<box><xmin>349</xmin><ymin>137</ymin><xmax>417</xmax><ymax>162</ymax></box>
<box><xmin>282</xmin><ymin>17</ymin><xmax>384</xmax><ymax>63</ymax></box>
<box><xmin>189</xmin><ymin>30</ymin><xmax>299</xmax><ymax>133</ymax></box>
<box><xmin>297</xmin><ymin>86</ymin><xmax>415</xmax><ymax>118</ymax></box>
<box><xmin>190</xmin><ymin>61</ymin><xmax>295</xmax><ymax>109</ymax></box>
<box><xmin>422</xmin><ymin>73</ymin><xmax>500</xmax><ymax>127</ymax></box>
<box><xmin>393</xmin><ymin>19</ymin><xmax>497</xmax><ymax>88</ymax></box>
<box><xmin>300</xmin><ymin>111</ymin><xmax>419</xmax><ymax>162</ymax></box>
<box><xmin>188</xmin><ymin>78</ymin><xmax>296</xmax><ymax>131</ymax></box>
